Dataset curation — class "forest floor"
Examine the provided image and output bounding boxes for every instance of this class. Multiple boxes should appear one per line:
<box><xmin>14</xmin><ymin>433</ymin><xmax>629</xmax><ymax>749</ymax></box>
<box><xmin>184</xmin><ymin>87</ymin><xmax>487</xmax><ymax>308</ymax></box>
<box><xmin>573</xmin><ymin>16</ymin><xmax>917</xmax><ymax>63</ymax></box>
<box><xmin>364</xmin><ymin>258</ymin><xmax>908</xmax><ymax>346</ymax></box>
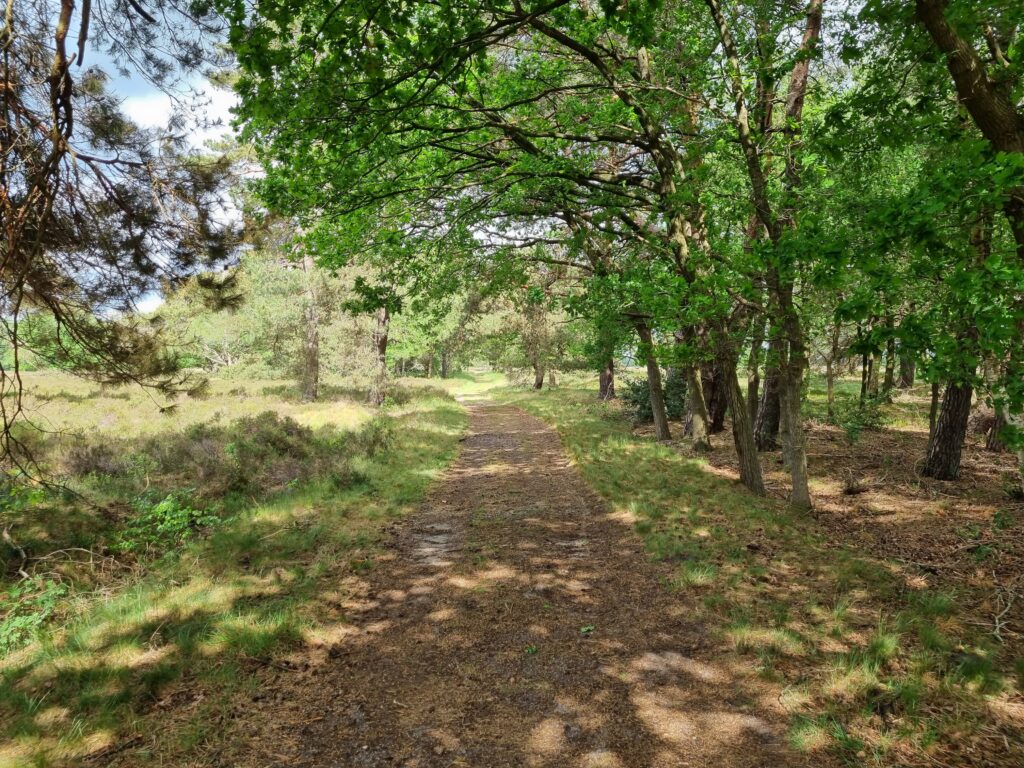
<box><xmin>183</xmin><ymin>401</ymin><xmax>810</xmax><ymax>768</ymax></box>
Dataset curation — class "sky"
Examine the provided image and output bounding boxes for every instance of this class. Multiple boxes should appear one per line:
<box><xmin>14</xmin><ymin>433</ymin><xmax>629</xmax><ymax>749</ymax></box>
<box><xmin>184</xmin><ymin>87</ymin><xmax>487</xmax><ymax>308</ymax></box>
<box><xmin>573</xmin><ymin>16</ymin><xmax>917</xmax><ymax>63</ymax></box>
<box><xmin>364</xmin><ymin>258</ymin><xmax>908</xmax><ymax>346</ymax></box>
<box><xmin>88</xmin><ymin>51</ymin><xmax>241</xmax><ymax>313</ymax></box>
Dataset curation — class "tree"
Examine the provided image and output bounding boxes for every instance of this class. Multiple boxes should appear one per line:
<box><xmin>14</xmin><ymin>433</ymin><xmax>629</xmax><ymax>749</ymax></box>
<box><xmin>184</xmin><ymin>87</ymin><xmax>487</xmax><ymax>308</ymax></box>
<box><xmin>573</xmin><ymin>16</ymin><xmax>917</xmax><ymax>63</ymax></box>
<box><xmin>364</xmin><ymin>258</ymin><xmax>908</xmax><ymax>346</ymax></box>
<box><xmin>0</xmin><ymin>0</ymin><xmax>236</xmax><ymax>462</ymax></box>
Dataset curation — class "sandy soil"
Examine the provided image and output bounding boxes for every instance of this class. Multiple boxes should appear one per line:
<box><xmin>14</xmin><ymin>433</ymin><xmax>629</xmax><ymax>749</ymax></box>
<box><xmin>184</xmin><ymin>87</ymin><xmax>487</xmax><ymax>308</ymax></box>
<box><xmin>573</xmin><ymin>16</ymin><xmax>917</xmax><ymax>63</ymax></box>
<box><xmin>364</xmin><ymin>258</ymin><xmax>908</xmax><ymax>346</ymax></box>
<box><xmin>204</xmin><ymin>403</ymin><xmax>815</xmax><ymax>768</ymax></box>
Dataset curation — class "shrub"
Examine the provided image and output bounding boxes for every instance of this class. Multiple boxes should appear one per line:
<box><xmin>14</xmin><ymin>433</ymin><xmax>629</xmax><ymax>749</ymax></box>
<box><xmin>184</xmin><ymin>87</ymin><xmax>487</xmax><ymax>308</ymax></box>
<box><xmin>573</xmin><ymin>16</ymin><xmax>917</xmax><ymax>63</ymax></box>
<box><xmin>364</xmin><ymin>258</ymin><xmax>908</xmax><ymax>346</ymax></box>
<box><xmin>354</xmin><ymin>415</ymin><xmax>394</xmax><ymax>457</ymax></box>
<box><xmin>621</xmin><ymin>370</ymin><xmax>687</xmax><ymax>423</ymax></box>
<box><xmin>62</xmin><ymin>443</ymin><xmax>125</xmax><ymax>477</ymax></box>
<box><xmin>113</xmin><ymin>491</ymin><xmax>221</xmax><ymax>554</ymax></box>
<box><xmin>62</xmin><ymin>411</ymin><xmax>393</xmax><ymax>505</ymax></box>
<box><xmin>0</xmin><ymin>576</ymin><xmax>67</xmax><ymax>653</ymax></box>
<box><xmin>835</xmin><ymin>398</ymin><xmax>887</xmax><ymax>444</ymax></box>
<box><xmin>224</xmin><ymin>411</ymin><xmax>314</xmax><ymax>491</ymax></box>
<box><xmin>382</xmin><ymin>386</ymin><xmax>412</xmax><ymax>406</ymax></box>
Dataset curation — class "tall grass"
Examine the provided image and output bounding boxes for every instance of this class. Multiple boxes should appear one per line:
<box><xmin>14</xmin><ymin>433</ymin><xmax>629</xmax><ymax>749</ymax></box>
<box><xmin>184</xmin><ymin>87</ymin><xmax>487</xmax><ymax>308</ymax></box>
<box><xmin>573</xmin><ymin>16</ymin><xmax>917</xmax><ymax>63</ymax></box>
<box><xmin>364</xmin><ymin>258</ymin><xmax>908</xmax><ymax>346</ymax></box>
<box><xmin>0</xmin><ymin>375</ymin><xmax>467</xmax><ymax>767</ymax></box>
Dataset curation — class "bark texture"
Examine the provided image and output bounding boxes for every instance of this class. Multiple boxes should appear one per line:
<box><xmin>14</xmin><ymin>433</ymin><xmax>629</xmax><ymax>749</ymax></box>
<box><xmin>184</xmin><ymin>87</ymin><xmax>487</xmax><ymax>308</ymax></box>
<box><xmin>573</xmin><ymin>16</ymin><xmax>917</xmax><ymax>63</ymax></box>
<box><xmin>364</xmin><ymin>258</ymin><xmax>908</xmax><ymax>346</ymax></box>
<box><xmin>599</xmin><ymin>359</ymin><xmax>616</xmax><ymax>400</ymax></box>
<box><xmin>923</xmin><ymin>381</ymin><xmax>973</xmax><ymax>480</ymax></box>
<box><xmin>368</xmin><ymin>306</ymin><xmax>391</xmax><ymax>407</ymax></box>
<box><xmin>300</xmin><ymin>253</ymin><xmax>320</xmax><ymax>403</ymax></box>
<box><xmin>636</xmin><ymin>322</ymin><xmax>671</xmax><ymax>441</ymax></box>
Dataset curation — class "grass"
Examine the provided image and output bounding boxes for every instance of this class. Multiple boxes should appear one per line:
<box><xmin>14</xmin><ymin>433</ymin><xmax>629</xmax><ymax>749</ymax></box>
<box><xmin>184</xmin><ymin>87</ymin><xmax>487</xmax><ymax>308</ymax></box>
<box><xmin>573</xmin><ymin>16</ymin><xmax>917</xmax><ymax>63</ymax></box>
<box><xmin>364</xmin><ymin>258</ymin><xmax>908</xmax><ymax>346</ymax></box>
<box><xmin>0</xmin><ymin>373</ymin><xmax>469</xmax><ymax>767</ymax></box>
<box><xmin>496</xmin><ymin>382</ymin><xmax>1021</xmax><ymax>766</ymax></box>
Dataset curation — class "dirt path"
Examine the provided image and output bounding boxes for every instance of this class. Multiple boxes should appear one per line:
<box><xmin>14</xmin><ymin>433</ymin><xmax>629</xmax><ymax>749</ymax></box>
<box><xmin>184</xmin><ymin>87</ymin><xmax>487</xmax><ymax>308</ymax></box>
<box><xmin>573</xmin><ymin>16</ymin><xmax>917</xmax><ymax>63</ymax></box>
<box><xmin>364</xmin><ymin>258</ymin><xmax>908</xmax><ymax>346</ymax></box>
<box><xmin>224</xmin><ymin>403</ymin><xmax>807</xmax><ymax>768</ymax></box>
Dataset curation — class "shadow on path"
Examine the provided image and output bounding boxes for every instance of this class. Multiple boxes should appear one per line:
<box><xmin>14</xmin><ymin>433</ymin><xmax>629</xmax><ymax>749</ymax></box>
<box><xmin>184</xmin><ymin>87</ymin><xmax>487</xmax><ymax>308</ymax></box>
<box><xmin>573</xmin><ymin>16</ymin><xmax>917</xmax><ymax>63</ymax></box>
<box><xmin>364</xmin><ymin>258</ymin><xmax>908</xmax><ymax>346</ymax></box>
<box><xmin>223</xmin><ymin>403</ymin><xmax>806</xmax><ymax>768</ymax></box>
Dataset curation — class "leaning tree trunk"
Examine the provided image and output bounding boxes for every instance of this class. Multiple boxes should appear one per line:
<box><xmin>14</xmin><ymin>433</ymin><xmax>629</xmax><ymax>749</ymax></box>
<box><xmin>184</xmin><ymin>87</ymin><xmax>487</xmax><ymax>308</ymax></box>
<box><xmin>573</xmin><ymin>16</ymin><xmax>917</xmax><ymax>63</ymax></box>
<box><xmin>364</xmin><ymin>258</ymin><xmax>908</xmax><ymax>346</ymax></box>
<box><xmin>368</xmin><ymin>306</ymin><xmax>391</xmax><ymax>407</ymax></box>
<box><xmin>898</xmin><ymin>348</ymin><xmax>916</xmax><ymax>389</ymax></box>
<box><xmin>636</xmin><ymin>322</ymin><xmax>671</xmax><ymax>442</ymax></box>
<box><xmin>300</xmin><ymin>253</ymin><xmax>320</xmax><ymax>402</ymax></box>
<box><xmin>754</xmin><ymin>365</ymin><xmax>781</xmax><ymax>451</ymax></box>
<box><xmin>599</xmin><ymin>358</ymin><xmax>616</xmax><ymax>399</ymax></box>
<box><xmin>923</xmin><ymin>381</ymin><xmax>973</xmax><ymax>480</ymax></box>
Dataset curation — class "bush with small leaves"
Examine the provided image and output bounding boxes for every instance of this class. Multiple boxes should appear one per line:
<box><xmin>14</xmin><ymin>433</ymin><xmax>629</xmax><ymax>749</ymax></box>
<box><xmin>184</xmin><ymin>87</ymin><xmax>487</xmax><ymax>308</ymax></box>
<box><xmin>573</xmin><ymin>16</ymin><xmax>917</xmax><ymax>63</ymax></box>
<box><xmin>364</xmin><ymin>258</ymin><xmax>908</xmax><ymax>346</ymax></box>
<box><xmin>620</xmin><ymin>372</ymin><xmax>687</xmax><ymax>424</ymax></box>
<box><xmin>113</xmin><ymin>491</ymin><xmax>222</xmax><ymax>555</ymax></box>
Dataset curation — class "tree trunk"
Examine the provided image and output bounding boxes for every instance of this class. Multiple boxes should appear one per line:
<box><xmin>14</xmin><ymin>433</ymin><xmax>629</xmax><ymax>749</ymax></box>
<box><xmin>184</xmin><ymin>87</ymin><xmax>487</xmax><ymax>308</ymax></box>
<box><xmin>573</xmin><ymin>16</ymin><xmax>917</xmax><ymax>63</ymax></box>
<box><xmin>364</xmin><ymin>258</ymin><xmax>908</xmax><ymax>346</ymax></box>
<box><xmin>705</xmin><ymin>0</ymin><xmax>818</xmax><ymax>507</ymax></box>
<box><xmin>300</xmin><ymin>253</ymin><xmax>320</xmax><ymax>402</ymax></box>
<box><xmin>684</xmin><ymin>365</ymin><xmax>711</xmax><ymax>451</ymax></box>
<box><xmin>599</xmin><ymin>358</ymin><xmax>616</xmax><ymax>399</ymax></box>
<box><xmin>747</xmin><ymin>313</ymin><xmax>766</xmax><ymax>425</ymax></box>
<box><xmin>702</xmin><ymin>363</ymin><xmax>728</xmax><ymax>434</ymax></box>
<box><xmin>923</xmin><ymin>381</ymin><xmax>973</xmax><ymax>480</ymax></box>
<box><xmin>776</xmin><ymin>283</ymin><xmax>812</xmax><ymax>508</ymax></box>
<box><xmin>714</xmin><ymin>324</ymin><xmax>764</xmax><ymax>495</ymax></box>
<box><xmin>826</xmin><ymin>320</ymin><xmax>841</xmax><ymax>421</ymax></box>
<box><xmin>868</xmin><ymin>351</ymin><xmax>881</xmax><ymax>398</ymax></box>
<box><xmin>898</xmin><ymin>348</ymin><xmax>916</xmax><ymax>388</ymax></box>
<box><xmin>986</xmin><ymin>410</ymin><xmax>1007</xmax><ymax>452</ymax></box>
<box><xmin>440</xmin><ymin>348</ymin><xmax>451</xmax><ymax>379</ymax></box>
<box><xmin>547</xmin><ymin>368</ymin><xmax>557</xmax><ymax>388</ymax></box>
<box><xmin>860</xmin><ymin>350</ymin><xmax>869</xmax><ymax>404</ymax></box>
<box><xmin>928</xmin><ymin>380</ymin><xmax>941</xmax><ymax>448</ymax></box>
<box><xmin>826</xmin><ymin>359</ymin><xmax>835</xmax><ymax>421</ymax></box>
<box><xmin>1006</xmin><ymin>408</ymin><xmax>1024</xmax><ymax>497</ymax></box>
<box><xmin>636</xmin><ymin>322</ymin><xmax>671</xmax><ymax>442</ymax></box>
<box><xmin>532</xmin><ymin>363</ymin><xmax>545</xmax><ymax>390</ymax></box>
<box><xmin>883</xmin><ymin>335</ymin><xmax>896</xmax><ymax>394</ymax></box>
<box><xmin>754</xmin><ymin>365</ymin><xmax>781</xmax><ymax>451</ymax></box>
<box><xmin>368</xmin><ymin>306</ymin><xmax>390</xmax><ymax>407</ymax></box>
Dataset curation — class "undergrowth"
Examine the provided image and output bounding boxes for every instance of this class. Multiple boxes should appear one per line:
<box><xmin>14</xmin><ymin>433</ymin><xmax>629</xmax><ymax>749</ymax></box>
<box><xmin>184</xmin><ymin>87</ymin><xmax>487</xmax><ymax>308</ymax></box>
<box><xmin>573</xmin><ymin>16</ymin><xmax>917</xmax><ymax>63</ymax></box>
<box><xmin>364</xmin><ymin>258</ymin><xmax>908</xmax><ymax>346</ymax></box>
<box><xmin>0</xmin><ymin>380</ymin><xmax>466</xmax><ymax>767</ymax></box>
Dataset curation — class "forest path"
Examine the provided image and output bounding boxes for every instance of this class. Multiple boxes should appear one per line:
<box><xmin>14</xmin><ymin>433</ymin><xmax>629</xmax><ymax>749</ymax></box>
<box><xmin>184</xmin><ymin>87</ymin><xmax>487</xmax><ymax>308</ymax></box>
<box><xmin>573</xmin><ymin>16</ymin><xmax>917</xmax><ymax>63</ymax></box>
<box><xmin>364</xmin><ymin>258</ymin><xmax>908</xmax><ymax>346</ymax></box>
<box><xmin>228</xmin><ymin>402</ymin><xmax>802</xmax><ymax>768</ymax></box>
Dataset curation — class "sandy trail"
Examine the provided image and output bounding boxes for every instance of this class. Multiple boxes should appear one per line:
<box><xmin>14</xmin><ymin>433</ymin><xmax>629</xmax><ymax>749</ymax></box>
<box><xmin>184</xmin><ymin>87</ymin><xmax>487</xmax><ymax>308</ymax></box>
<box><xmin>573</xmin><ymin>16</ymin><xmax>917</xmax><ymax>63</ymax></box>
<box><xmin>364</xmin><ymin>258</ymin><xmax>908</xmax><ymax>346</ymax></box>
<box><xmin>223</xmin><ymin>402</ymin><xmax>806</xmax><ymax>768</ymax></box>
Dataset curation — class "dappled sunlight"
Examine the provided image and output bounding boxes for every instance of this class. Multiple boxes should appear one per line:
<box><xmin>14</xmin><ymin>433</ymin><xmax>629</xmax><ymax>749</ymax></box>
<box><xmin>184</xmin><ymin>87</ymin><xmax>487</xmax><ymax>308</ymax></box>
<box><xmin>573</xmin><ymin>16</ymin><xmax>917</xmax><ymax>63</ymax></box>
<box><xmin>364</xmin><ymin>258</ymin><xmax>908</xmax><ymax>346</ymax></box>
<box><xmin>196</xmin><ymin>401</ymin><xmax>803</xmax><ymax>768</ymax></box>
<box><xmin>0</xmin><ymin>391</ymin><xmax>468</xmax><ymax>766</ymax></box>
<box><xmin>501</xmin><ymin>386</ymin><xmax>1024</xmax><ymax>764</ymax></box>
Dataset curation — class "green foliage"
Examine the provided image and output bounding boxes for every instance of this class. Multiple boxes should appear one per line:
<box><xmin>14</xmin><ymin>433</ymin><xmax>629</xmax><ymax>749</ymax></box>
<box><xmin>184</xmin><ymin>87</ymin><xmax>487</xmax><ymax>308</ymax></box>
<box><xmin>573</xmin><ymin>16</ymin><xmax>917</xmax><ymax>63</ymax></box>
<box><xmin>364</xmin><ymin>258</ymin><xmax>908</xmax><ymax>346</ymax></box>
<box><xmin>620</xmin><ymin>371</ymin><xmax>687</xmax><ymax>424</ymax></box>
<box><xmin>114</xmin><ymin>491</ymin><xmax>222</xmax><ymax>555</ymax></box>
<box><xmin>834</xmin><ymin>398</ymin><xmax>888</xmax><ymax>444</ymax></box>
<box><xmin>0</xmin><ymin>576</ymin><xmax>67</xmax><ymax>653</ymax></box>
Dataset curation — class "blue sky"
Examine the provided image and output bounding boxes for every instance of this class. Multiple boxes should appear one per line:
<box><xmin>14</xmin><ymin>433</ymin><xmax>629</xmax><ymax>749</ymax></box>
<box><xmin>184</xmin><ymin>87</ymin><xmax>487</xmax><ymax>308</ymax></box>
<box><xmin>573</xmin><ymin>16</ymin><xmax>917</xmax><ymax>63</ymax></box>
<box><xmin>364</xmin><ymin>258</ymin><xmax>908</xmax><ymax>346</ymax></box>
<box><xmin>83</xmin><ymin>48</ymin><xmax>241</xmax><ymax>312</ymax></box>
<box><xmin>86</xmin><ymin>47</ymin><xmax>238</xmax><ymax>145</ymax></box>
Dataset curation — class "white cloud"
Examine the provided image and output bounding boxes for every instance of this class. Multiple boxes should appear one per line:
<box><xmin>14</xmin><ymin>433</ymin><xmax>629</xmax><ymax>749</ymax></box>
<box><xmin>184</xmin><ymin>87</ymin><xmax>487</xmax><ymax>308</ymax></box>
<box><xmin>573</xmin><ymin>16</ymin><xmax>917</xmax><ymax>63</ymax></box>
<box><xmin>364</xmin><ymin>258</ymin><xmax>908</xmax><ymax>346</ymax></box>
<box><xmin>121</xmin><ymin>82</ymin><xmax>238</xmax><ymax>149</ymax></box>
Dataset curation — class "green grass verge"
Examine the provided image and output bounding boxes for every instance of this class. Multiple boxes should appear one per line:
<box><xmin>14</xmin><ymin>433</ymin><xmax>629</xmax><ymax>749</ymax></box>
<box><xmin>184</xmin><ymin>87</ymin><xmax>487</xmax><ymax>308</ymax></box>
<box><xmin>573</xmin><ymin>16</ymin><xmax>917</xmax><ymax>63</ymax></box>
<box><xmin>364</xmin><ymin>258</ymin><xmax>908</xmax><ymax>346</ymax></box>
<box><xmin>0</xmin><ymin>391</ymin><xmax>466</xmax><ymax>767</ymax></box>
